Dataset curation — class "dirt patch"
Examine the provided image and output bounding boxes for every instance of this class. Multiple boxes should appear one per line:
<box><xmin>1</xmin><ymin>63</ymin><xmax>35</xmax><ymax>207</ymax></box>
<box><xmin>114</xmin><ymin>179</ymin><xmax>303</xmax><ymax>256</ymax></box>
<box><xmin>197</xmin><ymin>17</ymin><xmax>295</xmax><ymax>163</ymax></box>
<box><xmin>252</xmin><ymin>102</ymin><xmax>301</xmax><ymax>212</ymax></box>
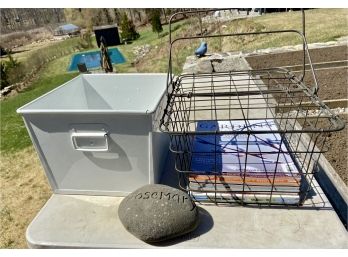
<box><xmin>246</xmin><ymin>45</ymin><xmax>348</xmax><ymax>100</ymax></box>
<box><xmin>323</xmin><ymin>114</ymin><xmax>347</xmax><ymax>185</ymax></box>
<box><xmin>300</xmin><ymin>68</ymin><xmax>347</xmax><ymax>101</ymax></box>
<box><xmin>258</xmin><ymin>67</ymin><xmax>347</xmax><ymax>102</ymax></box>
<box><xmin>0</xmin><ymin>27</ymin><xmax>54</xmax><ymax>52</ymax></box>
<box><xmin>246</xmin><ymin>46</ymin><xmax>347</xmax><ymax>184</ymax></box>
<box><xmin>246</xmin><ymin>45</ymin><xmax>348</xmax><ymax>69</ymax></box>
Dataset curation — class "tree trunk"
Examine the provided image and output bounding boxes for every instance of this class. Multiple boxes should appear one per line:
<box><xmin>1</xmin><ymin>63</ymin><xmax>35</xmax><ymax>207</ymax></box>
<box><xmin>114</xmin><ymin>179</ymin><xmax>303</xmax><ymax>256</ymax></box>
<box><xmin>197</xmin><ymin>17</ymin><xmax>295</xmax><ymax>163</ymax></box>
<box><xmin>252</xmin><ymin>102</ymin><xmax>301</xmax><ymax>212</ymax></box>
<box><xmin>128</xmin><ymin>9</ymin><xmax>134</xmax><ymax>22</ymax></box>
<box><xmin>162</xmin><ymin>8</ymin><xmax>168</xmax><ymax>24</ymax></box>
<box><xmin>198</xmin><ymin>11</ymin><xmax>202</xmax><ymax>35</ymax></box>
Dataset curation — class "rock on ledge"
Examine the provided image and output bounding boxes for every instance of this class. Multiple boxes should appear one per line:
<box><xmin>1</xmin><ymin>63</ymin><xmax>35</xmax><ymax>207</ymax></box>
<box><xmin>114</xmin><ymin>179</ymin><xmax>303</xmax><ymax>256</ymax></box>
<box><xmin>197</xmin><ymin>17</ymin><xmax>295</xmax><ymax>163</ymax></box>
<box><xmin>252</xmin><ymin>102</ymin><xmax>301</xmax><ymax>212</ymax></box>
<box><xmin>182</xmin><ymin>52</ymin><xmax>252</xmax><ymax>74</ymax></box>
<box><xmin>118</xmin><ymin>184</ymin><xmax>200</xmax><ymax>243</ymax></box>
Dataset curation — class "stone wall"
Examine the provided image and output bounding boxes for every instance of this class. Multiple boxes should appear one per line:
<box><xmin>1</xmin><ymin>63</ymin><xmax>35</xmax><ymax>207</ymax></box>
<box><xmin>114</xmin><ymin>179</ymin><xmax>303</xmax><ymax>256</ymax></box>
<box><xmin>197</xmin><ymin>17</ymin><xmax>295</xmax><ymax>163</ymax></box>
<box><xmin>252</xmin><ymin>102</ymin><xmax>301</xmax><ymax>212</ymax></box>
<box><xmin>182</xmin><ymin>53</ymin><xmax>252</xmax><ymax>74</ymax></box>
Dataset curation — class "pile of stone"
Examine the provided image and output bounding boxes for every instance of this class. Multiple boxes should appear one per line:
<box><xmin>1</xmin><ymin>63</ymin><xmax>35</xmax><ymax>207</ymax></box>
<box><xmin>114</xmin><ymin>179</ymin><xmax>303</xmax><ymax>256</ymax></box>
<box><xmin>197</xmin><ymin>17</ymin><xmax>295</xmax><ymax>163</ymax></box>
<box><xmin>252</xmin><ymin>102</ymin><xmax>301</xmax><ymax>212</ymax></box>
<box><xmin>1</xmin><ymin>67</ymin><xmax>39</xmax><ymax>99</ymax></box>
<box><xmin>1</xmin><ymin>83</ymin><xmax>19</xmax><ymax>98</ymax></box>
<box><xmin>132</xmin><ymin>44</ymin><xmax>151</xmax><ymax>64</ymax></box>
<box><xmin>284</xmin><ymin>107</ymin><xmax>347</xmax><ymax>119</ymax></box>
<box><xmin>202</xmin><ymin>10</ymin><xmax>260</xmax><ymax>24</ymax></box>
<box><xmin>182</xmin><ymin>52</ymin><xmax>251</xmax><ymax>74</ymax></box>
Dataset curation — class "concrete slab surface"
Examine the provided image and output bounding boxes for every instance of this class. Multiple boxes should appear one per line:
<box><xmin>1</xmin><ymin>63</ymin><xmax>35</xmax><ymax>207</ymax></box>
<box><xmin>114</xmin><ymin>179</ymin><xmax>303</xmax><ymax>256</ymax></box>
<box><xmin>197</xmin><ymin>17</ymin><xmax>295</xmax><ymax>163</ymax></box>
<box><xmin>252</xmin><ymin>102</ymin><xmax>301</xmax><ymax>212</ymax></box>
<box><xmin>27</xmin><ymin>152</ymin><xmax>347</xmax><ymax>249</ymax></box>
<box><xmin>26</xmin><ymin>191</ymin><xmax>347</xmax><ymax>248</ymax></box>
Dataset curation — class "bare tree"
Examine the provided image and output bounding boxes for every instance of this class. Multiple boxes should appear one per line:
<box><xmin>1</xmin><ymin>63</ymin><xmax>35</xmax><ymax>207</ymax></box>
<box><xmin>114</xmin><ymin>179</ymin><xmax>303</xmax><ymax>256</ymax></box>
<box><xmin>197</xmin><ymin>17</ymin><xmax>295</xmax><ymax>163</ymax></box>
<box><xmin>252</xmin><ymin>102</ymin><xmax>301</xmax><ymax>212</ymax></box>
<box><xmin>103</xmin><ymin>8</ymin><xmax>113</xmax><ymax>24</ymax></box>
<box><xmin>128</xmin><ymin>9</ymin><xmax>134</xmax><ymax>22</ymax></box>
<box><xmin>198</xmin><ymin>11</ymin><xmax>203</xmax><ymax>35</ymax></box>
<box><xmin>162</xmin><ymin>9</ymin><xmax>168</xmax><ymax>24</ymax></box>
<box><xmin>113</xmin><ymin>8</ymin><xmax>121</xmax><ymax>24</ymax></box>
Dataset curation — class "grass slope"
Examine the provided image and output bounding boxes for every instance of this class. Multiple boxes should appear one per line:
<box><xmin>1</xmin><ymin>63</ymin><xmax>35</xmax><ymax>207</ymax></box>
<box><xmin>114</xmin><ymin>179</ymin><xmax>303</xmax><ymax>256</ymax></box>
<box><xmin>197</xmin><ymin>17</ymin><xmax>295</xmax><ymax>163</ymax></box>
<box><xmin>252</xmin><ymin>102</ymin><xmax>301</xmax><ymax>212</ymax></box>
<box><xmin>1</xmin><ymin>72</ymin><xmax>78</xmax><ymax>154</ymax></box>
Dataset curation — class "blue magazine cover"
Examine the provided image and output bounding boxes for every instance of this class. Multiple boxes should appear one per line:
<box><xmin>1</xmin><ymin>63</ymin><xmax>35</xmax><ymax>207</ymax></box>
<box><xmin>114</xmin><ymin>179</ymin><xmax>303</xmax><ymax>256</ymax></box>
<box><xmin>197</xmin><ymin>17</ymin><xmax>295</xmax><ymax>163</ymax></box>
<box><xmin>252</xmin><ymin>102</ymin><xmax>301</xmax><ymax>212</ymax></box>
<box><xmin>191</xmin><ymin>119</ymin><xmax>299</xmax><ymax>177</ymax></box>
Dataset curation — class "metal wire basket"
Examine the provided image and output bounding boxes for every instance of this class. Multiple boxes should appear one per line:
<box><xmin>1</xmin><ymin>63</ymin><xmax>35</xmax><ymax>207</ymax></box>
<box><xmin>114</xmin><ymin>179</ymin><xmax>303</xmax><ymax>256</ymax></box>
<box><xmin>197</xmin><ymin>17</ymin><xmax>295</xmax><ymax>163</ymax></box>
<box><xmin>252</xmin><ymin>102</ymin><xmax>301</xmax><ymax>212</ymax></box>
<box><xmin>160</xmin><ymin>9</ymin><xmax>345</xmax><ymax>206</ymax></box>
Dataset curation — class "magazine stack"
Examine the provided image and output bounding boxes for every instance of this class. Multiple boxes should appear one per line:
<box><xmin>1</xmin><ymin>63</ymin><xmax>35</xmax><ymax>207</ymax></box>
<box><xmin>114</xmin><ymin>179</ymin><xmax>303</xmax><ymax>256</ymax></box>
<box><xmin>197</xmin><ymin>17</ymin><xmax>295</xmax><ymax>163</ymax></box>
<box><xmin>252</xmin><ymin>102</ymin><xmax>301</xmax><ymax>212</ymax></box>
<box><xmin>188</xmin><ymin>119</ymin><xmax>302</xmax><ymax>204</ymax></box>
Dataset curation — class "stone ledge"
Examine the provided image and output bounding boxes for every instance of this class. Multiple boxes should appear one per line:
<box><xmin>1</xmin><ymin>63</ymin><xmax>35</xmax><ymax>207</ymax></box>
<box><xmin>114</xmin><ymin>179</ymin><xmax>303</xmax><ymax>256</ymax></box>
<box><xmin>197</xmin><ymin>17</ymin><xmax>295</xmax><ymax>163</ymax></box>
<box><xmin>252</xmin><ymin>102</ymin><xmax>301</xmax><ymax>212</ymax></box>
<box><xmin>182</xmin><ymin>53</ymin><xmax>251</xmax><ymax>74</ymax></box>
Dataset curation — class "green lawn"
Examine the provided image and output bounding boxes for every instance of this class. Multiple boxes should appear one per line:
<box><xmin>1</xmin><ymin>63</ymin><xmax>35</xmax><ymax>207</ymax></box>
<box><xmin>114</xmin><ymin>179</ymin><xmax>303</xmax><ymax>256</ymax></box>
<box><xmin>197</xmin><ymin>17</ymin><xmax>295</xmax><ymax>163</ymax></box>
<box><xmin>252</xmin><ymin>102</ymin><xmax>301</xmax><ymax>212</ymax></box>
<box><xmin>221</xmin><ymin>8</ymin><xmax>348</xmax><ymax>52</ymax></box>
<box><xmin>0</xmin><ymin>72</ymin><xmax>78</xmax><ymax>154</ymax></box>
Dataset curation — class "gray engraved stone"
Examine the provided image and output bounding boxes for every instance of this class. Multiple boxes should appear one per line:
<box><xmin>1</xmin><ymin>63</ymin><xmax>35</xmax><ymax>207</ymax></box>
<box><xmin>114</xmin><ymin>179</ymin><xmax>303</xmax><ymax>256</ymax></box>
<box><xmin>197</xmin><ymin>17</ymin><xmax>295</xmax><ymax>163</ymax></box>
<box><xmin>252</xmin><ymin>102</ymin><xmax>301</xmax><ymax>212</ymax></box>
<box><xmin>118</xmin><ymin>184</ymin><xmax>199</xmax><ymax>243</ymax></box>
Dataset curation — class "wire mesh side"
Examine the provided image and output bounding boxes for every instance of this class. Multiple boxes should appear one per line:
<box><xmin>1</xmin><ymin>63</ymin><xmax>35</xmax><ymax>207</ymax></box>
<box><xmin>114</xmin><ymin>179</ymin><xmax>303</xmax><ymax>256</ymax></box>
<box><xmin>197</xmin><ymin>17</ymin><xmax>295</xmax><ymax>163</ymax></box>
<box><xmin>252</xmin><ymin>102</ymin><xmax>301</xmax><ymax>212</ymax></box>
<box><xmin>160</xmin><ymin>69</ymin><xmax>344</xmax><ymax>206</ymax></box>
<box><xmin>162</xmin><ymin>69</ymin><xmax>344</xmax><ymax>134</ymax></box>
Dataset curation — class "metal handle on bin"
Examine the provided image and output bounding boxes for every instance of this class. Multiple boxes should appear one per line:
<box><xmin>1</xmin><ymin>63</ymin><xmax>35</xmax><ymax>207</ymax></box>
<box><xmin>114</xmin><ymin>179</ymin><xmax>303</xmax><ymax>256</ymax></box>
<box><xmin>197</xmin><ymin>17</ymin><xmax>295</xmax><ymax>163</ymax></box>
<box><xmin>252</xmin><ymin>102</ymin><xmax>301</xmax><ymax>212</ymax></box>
<box><xmin>71</xmin><ymin>131</ymin><xmax>109</xmax><ymax>152</ymax></box>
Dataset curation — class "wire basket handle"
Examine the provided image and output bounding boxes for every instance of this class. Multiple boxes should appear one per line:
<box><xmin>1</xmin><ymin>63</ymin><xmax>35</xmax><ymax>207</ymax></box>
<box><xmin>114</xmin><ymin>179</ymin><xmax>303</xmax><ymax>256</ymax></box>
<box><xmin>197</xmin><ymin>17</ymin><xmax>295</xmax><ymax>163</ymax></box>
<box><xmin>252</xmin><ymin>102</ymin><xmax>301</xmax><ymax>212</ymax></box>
<box><xmin>166</xmin><ymin>9</ymin><xmax>319</xmax><ymax>96</ymax></box>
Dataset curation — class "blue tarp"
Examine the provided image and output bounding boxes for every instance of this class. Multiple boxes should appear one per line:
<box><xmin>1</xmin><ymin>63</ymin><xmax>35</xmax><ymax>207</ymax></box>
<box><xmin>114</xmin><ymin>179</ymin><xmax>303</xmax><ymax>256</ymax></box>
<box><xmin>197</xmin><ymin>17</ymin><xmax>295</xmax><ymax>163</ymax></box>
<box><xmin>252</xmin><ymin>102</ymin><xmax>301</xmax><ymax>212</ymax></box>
<box><xmin>55</xmin><ymin>24</ymin><xmax>80</xmax><ymax>34</ymax></box>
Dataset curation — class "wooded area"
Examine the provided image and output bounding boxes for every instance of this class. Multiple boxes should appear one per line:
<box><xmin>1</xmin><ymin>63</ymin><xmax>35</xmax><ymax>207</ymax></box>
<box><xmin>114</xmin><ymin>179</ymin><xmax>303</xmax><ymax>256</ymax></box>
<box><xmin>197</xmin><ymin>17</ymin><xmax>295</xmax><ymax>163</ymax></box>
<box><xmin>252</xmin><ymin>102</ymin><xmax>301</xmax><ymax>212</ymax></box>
<box><xmin>0</xmin><ymin>8</ymin><xmax>193</xmax><ymax>34</ymax></box>
<box><xmin>0</xmin><ymin>9</ymin><xmax>65</xmax><ymax>33</ymax></box>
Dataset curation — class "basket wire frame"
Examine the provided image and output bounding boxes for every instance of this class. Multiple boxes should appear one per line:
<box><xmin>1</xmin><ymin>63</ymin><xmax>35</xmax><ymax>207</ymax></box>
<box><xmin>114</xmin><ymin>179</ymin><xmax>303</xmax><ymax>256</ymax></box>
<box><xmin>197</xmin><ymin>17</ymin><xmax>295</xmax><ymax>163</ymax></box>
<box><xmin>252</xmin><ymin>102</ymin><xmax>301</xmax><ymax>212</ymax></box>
<box><xmin>160</xmin><ymin>9</ymin><xmax>345</xmax><ymax>206</ymax></box>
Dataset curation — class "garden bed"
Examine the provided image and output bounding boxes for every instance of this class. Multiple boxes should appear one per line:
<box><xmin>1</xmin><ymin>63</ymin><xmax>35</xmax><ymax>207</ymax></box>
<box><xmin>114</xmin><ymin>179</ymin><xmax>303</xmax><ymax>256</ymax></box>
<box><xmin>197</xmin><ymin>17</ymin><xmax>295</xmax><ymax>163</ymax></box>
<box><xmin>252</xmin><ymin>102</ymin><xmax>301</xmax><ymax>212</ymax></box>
<box><xmin>246</xmin><ymin>45</ymin><xmax>347</xmax><ymax>184</ymax></box>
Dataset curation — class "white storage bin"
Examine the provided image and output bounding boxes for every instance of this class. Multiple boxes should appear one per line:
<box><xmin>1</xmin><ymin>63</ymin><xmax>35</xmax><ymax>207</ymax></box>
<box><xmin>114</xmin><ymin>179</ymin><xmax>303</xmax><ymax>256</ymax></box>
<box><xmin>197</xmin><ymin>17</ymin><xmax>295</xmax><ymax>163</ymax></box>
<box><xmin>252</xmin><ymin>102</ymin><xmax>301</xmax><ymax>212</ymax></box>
<box><xmin>17</xmin><ymin>74</ymin><xmax>169</xmax><ymax>196</ymax></box>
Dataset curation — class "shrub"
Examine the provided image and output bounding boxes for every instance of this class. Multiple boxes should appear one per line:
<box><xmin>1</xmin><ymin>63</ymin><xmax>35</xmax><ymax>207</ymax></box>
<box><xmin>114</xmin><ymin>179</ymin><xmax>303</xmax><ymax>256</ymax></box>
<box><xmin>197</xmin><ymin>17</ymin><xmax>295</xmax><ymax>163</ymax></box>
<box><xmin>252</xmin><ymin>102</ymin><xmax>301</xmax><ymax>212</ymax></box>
<box><xmin>0</xmin><ymin>46</ymin><xmax>7</xmax><ymax>56</ymax></box>
<box><xmin>1</xmin><ymin>37</ymin><xmax>80</xmax><ymax>87</ymax></box>
<box><xmin>1</xmin><ymin>54</ymin><xmax>23</xmax><ymax>89</ymax></box>
<box><xmin>158</xmin><ymin>31</ymin><xmax>169</xmax><ymax>38</ymax></box>
<box><xmin>5</xmin><ymin>54</ymin><xmax>20</xmax><ymax>69</ymax></box>
<box><xmin>1</xmin><ymin>61</ymin><xmax>9</xmax><ymax>90</ymax></box>
<box><xmin>120</xmin><ymin>13</ymin><xmax>140</xmax><ymax>42</ymax></box>
<box><xmin>172</xmin><ymin>24</ymin><xmax>181</xmax><ymax>32</ymax></box>
<box><xmin>77</xmin><ymin>30</ymin><xmax>93</xmax><ymax>50</ymax></box>
<box><xmin>150</xmin><ymin>9</ymin><xmax>163</xmax><ymax>36</ymax></box>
